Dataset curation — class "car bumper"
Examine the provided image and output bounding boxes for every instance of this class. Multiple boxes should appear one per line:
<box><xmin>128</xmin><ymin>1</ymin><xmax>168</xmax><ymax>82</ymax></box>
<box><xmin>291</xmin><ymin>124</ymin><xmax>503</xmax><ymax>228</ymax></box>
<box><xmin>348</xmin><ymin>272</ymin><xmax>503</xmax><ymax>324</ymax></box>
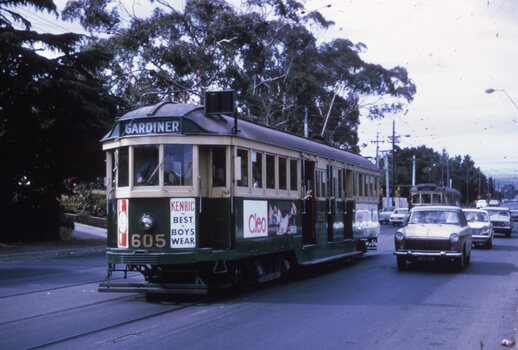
<box><xmin>472</xmin><ymin>235</ymin><xmax>491</xmax><ymax>244</ymax></box>
<box><xmin>493</xmin><ymin>227</ymin><xmax>512</xmax><ymax>233</ymax></box>
<box><xmin>394</xmin><ymin>250</ymin><xmax>463</xmax><ymax>258</ymax></box>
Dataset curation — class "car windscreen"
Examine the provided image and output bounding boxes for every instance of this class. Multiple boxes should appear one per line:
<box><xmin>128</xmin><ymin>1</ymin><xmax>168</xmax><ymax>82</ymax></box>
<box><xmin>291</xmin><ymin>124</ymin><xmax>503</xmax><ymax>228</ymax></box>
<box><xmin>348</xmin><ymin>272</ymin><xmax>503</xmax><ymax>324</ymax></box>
<box><xmin>409</xmin><ymin>210</ymin><xmax>460</xmax><ymax>225</ymax></box>
<box><xmin>464</xmin><ymin>211</ymin><xmax>489</xmax><ymax>222</ymax></box>
<box><xmin>487</xmin><ymin>210</ymin><xmax>510</xmax><ymax>217</ymax></box>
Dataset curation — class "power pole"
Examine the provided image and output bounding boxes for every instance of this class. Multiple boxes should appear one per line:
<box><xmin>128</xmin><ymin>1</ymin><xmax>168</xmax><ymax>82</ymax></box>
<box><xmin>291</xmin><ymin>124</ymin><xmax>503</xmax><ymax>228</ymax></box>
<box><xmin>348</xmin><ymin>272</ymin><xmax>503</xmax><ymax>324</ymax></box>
<box><xmin>370</xmin><ymin>133</ymin><xmax>385</xmax><ymax>168</ymax></box>
<box><xmin>392</xmin><ymin>120</ymin><xmax>395</xmax><ymax>201</ymax></box>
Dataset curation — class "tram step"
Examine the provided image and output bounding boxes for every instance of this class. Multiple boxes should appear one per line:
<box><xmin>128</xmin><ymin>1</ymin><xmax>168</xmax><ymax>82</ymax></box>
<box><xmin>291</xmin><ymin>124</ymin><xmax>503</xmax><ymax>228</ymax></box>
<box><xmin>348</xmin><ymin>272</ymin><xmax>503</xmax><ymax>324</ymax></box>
<box><xmin>299</xmin><ymin>251</ymin><xmax>363</xmax><ymax>266</ymax></box>
<box><xmin>98</xmin><ymin>281</ymin><xmax>208</xmax><ymax>294</ymax></box>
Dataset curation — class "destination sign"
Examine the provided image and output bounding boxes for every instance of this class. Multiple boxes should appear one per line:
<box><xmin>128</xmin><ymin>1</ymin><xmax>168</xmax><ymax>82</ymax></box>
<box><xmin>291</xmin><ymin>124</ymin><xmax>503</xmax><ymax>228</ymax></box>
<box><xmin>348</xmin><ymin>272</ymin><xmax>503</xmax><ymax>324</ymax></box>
<box><xmin>123</xmin><ymin>120</ymin><xmax>181</xmax><ymax>136</ymax></box>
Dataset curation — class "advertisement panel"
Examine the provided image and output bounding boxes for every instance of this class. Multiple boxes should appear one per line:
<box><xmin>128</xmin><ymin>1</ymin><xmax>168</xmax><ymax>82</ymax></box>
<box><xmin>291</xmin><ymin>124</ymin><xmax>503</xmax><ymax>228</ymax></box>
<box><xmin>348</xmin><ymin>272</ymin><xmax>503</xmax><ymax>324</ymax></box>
<box><xmin>243</xmin><ymin>200</ymin><xmax>268</xmax><ymax>238</ymax></box>
<box><xmin>170</xmin><ymin>198</ymin><xmax>196</xmax><ymax>248</ymax></box>
<box><xmin>267</xmin><ymin>200</ymin><xmax>298</xmax><ymax>235</ymax></box>
<box><xmin>117</xmin><ymin>199</ymin><xmax>129</xmax><ymax>248</ymax></box>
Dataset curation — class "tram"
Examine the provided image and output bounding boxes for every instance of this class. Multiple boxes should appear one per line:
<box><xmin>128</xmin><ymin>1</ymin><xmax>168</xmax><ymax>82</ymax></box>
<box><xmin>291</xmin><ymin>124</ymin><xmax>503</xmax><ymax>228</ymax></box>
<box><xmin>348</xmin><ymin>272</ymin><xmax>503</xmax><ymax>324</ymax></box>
<box><xmin>99</xmin><ymin>95</ymin><xmax>380</xmax><ymax>294</ymax></box>
<box><xmin>410</xmin><ymin>183</ymin><xmax>461</xmax><ymax>208</ymax></box>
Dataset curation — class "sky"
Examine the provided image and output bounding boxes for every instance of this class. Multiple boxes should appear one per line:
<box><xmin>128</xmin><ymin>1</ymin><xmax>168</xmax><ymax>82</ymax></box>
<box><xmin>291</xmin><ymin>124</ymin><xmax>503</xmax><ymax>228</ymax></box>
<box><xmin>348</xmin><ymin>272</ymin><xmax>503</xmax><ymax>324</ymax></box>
<box><xmin>20</xmin><ymin>0</ymin><xmax>518</xmax><ymax>178</ymax></box>
<box><xmin>306</xmin><ymin>0</ymin><xmax>518</xmax><ymax>178</ymax></box>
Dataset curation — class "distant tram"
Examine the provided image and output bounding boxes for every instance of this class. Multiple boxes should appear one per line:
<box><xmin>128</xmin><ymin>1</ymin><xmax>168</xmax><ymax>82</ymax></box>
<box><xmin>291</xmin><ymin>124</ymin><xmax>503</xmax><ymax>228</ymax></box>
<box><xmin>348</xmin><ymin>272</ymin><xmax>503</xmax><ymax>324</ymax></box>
<box><xmin>99</xmin><ymin>96</ymin><xmax>380</xmax><ymax>294</ymax></box>
<box><xmin>410</xmin><ymin>183</ymin><xmax>461</xmax><ymax>207</ymax></box>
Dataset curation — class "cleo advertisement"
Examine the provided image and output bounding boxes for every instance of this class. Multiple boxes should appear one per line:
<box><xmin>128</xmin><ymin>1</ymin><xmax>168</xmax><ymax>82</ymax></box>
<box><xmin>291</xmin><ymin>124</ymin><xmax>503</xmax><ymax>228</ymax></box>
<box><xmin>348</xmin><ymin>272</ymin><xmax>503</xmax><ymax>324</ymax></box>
<box><xmin>170</xmin><ymin>198</ymin><xmax>196</xmax><ymax>248</ymax></box>
<box><xmin>243</xmin><ymin>200</ymin><xmax>268</xmax><ymax>238</ymax></box>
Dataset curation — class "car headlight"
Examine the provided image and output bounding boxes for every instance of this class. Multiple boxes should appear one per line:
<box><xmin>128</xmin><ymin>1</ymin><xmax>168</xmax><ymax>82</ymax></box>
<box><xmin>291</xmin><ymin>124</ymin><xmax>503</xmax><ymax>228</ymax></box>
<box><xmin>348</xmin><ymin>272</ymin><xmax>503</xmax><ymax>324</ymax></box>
<box><xmin>449</xmin><ymin>233</ymin><xmax>460</xmax><ymax>243</ymax></box>
<box><xmin>139</xmin><ymin>214</ymin><xmax>155</xmax><ymax>231</ymax></box>
<box><xmin>395</xmin><ymin>231</ymin><xmax>405</xmax><ymax>241</ymax></box>
<box><xmin>481</xmin><ymin>226</ymin><xmax>491</xmax><ymax>235</ymax></box>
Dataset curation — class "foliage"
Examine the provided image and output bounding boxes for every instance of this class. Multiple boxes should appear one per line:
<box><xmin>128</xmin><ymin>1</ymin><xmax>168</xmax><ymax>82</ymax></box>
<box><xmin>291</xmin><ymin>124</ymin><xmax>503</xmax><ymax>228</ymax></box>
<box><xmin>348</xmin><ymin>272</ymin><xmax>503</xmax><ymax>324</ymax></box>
<box><xmin>380</xmin><ymin>146</ymin><xmax>490</xmax><ymax>205</ymax></box>
<box><xmin>62</xmin><ymin>0</ymin><xmax>416</xmax><ymax>152</ymax></box>
<box><xmin>60</xmin><ymin>179</ymin><xmax>106</xmax><ymax>217</ymax></box>
<box><xmin>0</xmin><ymin>0</ymin><xmax>117</xmax><ymax>242</ymax></box>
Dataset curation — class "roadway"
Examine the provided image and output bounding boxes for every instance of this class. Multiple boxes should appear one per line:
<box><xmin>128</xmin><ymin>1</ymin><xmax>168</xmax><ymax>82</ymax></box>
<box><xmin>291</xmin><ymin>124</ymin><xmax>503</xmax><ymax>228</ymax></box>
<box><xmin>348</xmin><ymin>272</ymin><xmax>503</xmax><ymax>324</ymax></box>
<box><xmin>0</xmin><ymin>224</ymin><xmax>517</xmax><ymax>349</ymax></box>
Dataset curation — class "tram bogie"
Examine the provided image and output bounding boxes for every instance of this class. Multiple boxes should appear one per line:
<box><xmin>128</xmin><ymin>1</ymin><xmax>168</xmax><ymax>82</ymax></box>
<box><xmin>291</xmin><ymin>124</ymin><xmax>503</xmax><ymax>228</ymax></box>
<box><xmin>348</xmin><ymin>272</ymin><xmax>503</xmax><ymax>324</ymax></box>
<box><xmin>99</xmin><ymin>100</ymin><xmax>380</xmax><ymax>294</ymax></box>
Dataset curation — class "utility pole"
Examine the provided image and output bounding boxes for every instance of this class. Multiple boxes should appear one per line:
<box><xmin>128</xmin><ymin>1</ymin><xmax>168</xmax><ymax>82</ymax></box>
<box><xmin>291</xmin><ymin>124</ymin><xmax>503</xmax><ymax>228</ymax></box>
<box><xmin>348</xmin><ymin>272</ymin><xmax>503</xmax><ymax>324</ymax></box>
<box><xmin>392</xmin><ymin>120</ymin><xmax>395</xmax><ymax>201</ymax></box>
<box><xmin>370</xmin><ymin>133</ymin><xmax>385</xmax><ymax>168</ymax></box>
<box><xmin>412</xmin><ymin>155</ymin><xmax>416</xmax><ymax>186</ymax></box>
<box><xmin>304</xmin><ymin>107</ymin><xmax>309</xmax><ymax>138</ymax></box>
<box><xmin>384</xmin><ymin>152</ymin><xmax>390</xmax><ymax>207</ymax></box>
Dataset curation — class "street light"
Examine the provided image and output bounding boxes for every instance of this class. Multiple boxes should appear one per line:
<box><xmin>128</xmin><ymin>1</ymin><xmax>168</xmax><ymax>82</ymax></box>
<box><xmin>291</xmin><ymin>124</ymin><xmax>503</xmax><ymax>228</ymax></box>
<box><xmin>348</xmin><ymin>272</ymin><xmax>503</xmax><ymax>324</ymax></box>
<box><xmin>485</xmin><ymin>88</ymin><xmax>518</xmax><ymax>111</ymax></box>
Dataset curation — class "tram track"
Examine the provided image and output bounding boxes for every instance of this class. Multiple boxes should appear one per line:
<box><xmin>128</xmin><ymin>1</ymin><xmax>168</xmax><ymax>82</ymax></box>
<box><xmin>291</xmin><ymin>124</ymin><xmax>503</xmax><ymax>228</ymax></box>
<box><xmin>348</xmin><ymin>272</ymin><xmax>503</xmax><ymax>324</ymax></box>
<box><xmin>23</xmin><ymin>293</ymin><xmax>222</xmax><ymax>350</ymax></box>
<box><xmin>0</xmin><ymin>273</ymin><xmax>140</xmax><ymax>299</ymax></box>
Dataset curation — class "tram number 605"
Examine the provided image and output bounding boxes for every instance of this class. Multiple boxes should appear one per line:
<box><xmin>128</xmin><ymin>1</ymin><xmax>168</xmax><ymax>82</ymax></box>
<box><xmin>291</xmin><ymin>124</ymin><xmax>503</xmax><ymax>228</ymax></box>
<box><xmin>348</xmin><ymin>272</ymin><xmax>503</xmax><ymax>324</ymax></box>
<box><xmin>131</xmin><ymin>234</ymin><xmax>166</xmax><ymax>248</ymax></box>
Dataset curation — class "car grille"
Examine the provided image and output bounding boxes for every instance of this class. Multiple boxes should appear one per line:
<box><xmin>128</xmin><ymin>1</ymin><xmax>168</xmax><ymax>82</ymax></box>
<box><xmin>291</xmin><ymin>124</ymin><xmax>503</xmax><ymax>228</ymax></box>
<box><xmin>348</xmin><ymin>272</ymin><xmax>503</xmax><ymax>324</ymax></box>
<box><xmin>491</xmin><ymin>221</ymin><xmax>507</xmax><ymax>227</ymax></box>
<box><xmin>405</xmin><ymin>239</ymin><xmax>451</xmax><ymax>251</ymax></box>
<box><xmin>471</xmin><ymin>228</ymin><xmax>483</xmax><ymax>235</ymax></box>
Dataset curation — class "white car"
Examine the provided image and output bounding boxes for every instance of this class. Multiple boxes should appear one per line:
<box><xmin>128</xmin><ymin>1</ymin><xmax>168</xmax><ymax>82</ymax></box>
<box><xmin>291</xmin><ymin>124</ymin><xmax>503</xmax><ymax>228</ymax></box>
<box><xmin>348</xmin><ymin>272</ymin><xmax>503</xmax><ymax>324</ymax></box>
<box><xmin>463</xmin><ymin>209</ymin><xmax>493</xmax><ymax>249</ymax></box>
<box><xmin>389</xmin><ymin>208</ymin><xmax>410</xmax><ymax>227</ymax></box>
<box><xmin>394</xmin><ymin>206</ymin><xmax>472</xmax><ymax>272</ymax></box>
<box><xmin>484</xmin><ymin>207</ymin><xmax>513</xmax><ymax>237</ymax></box>
<box><xmin>379</xmin><ymin>207</ymin><xmax>396</xmax><ymax>224</ymax></box>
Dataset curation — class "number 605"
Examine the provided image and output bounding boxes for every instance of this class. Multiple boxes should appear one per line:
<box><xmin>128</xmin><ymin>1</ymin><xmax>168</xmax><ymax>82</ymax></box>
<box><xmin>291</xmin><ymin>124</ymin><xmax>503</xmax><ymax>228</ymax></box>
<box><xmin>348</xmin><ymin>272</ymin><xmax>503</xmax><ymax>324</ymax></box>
<box><xmin>131</xmin><ymin>234</ymin><xmax>166</xmax><ymax>248</ymax></box>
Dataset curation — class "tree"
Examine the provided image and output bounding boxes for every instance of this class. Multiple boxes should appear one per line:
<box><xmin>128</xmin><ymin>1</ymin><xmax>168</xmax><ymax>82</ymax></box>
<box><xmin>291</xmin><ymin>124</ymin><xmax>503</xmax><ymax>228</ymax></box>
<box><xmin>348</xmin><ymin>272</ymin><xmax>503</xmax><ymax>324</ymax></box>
<box><xmin>0</xmin><ymin>0</ymin><xmax>117</xmax><ymax>241</ymax></box>
<box><xmin>63</xmin><ymin>0</ymin><xmax>416</xmax><ymax>152</ymax></box>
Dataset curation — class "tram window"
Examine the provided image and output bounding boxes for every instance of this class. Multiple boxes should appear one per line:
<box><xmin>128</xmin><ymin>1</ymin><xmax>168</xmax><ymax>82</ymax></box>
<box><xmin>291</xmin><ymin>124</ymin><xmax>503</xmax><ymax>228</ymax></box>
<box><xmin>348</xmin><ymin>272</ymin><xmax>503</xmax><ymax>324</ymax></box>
<box><xmin>252</xmin><ymin>151</ymin><xmax>262</xmax><ymax>188</ymax></box>
<box><xmin>279</xmin><ymin>157</ymin><xmax>287</xmax><ymax>190</ymax></box>
<box><xmin>315</xmin><ymin>170</ymin><xmax>321</xmax><ymax>197</ymax></box>
<box><xmin>317</xmin><ymin>169</ymin><xmax>327</xmax><ymax>197</ymax></box>
<box><xmin>346</xmin><ymin>169</ymin><xmax>353</xmax><ymax>197</ymax></box>
<box><xmin>358</xmin><ymin>174</ymin><xmax>364</xmax><ymax>197</ymax></box>
<box><xmin>164</xmin><ymin>144</ymin><xmax>192</xmax><ymax>186</ymax></box>
<box><xmin>337</xmin><ymin>169</ymin><xmax>343</xmax><ymax>198</ymax></box>
<box><xmin>422</xmin><ymin>194</ymin><xmax>431</xmax><ymax>203</ymax></box>
<box><xmin>290</xmin><ymin>159</ymin><xmax>297</xmax><ymax>191</ymax></box>
<box><xmin>266</xmin><ymin>154</ymin><xmax>275</xmax><ymax>189</ymax></box>
<box><xmin>237</xmin><ymin>148</ymin><xmax>248</xmax><ymax>187</ymax></box>
<box><xmin>212</xmin><ymin>148</ymin><xmax>226</xmax><ymax>187</ymax></box>
<box><xmin>432</xmin><ymin>194</ymin><xmax>441</xmax><ymax>203</ymax></box>
<box><xmin>134</xmin><ymin>145</ymin><xmax>159</xmax><ymax>186</ymax></box>
<box><xmin>117</xmin><ymin>147</ymin><xmax>129</xmax><ymax>187</ymax></box>
<box><xmin>412</xmin><ymin>194</ymin><xmax>420</xmax><ymax>204</ymax></box>
<box><xmin>352</xmin><ymin>171</ymin><xmax>357</xmax><ymax>196</ymax></box>
<box><xmin>366</xmin><ymin>175</ymin><xmax>371</xmax><ymax>197</ymax></box>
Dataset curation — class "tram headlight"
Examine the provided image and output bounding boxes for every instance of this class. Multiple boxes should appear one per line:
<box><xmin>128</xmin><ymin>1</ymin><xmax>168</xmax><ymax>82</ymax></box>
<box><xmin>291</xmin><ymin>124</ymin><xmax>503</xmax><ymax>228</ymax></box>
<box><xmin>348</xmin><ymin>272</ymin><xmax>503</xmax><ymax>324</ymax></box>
<box><xmin>139</xmin><ymin>214</ymin><xmax>155</xmax><ymax>231</ymax></box>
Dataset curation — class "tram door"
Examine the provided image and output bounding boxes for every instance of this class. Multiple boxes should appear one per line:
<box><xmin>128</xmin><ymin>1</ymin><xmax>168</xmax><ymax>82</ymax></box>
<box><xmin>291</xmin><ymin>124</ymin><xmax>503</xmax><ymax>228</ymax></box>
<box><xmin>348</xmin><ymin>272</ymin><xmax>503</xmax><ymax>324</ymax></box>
<box><xmin>198</xmin><ymin>146</ymin><xmax>231</xmax><ymax>249</ymax></box>
<box><xmin>344</xmin><ymin>200</ymin><xmax>355</xmax><ymax>240</ymax></box>
<box><xmin>302</xmin><ymin>160</ymin><xmax>316</xmax><ymax>245</ymax></box>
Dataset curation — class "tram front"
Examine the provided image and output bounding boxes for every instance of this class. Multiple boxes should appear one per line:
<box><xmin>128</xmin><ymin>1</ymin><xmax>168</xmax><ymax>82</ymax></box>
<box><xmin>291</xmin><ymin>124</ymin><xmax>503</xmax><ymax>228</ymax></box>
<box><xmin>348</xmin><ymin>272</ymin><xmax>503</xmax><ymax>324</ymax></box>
<box><xmin>100</xmin><ymin>103</ymin><xmax>236</xmax><ymax>294</ymax></box>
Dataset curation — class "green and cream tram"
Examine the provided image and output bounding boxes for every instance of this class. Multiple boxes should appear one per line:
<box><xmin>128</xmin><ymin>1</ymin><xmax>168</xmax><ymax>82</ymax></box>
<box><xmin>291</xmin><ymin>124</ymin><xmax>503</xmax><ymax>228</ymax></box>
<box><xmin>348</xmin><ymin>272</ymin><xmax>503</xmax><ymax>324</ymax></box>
<box><xmin>410</xmin><ymin>183</ymin><xmax>461</xmax><ymax>207</ymax></box>
<box><xmin>99</xmin><ymin>101</ymin><xmax>380</xmax><ymax>294</ymax></box>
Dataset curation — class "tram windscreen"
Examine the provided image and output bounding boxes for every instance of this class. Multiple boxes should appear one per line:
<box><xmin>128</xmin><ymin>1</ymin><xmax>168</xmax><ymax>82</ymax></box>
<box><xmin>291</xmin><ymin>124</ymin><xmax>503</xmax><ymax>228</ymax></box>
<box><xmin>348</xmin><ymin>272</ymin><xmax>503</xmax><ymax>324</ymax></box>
<box><xmin>164</xmin><ymin>144</ymin><xmax>192</xmax><ymax>186</ymax></box>
<box><xmin>135</xmin><ymin>145</ymin><xmax>159</xmax><ymax>186</ymax></box>
<box><xmin>117</xmin><ymin>147</ymin><xmax>129</xmax><ymax>187</ymax></box>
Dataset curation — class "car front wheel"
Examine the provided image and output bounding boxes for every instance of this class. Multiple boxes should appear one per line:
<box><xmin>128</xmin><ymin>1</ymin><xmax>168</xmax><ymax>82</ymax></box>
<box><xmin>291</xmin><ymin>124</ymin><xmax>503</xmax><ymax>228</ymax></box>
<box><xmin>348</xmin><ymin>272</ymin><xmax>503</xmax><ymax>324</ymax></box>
<box><xmin>397</xmin><ymin>256</ymin><xmax>407</xmax><ymax>271</ymax></box>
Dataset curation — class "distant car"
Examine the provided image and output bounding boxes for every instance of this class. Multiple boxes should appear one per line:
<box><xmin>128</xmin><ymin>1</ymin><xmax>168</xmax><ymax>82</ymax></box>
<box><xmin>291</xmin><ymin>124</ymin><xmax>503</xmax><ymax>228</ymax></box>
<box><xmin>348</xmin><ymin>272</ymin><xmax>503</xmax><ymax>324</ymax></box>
<box><xmin>379</xmin><ymin>206</ymin><xmax>396</xmax><ymax>224</ymax></box>
<box><xmin>389</xmin><ymin>208</ymin><xmax>410</xmax><ymax>227</ymax></box>
<box><xmin>488</xmin><ymin>199</ymin><xmax>501</xmax><ymax>207</ymax></box>
<box><xmin>484</xmin><ymin>207</ymin><xmax>513</xmax><ymax>237</ymax></box>
<box><xmin>475</xmin><ymin>199</ymin><xmax>488</xmax><ymax>209</ymax></box>
<box><xmin>394</xmin><ymin>206</ymin><xmax>472</xmax><ymax>272</ymax></box>
<box><xmin>510</xmin><ymin>209</ymin><xmax>518</xmax><ymax>222</ymax></box>
<box><xmin>463</xmin><ymin>209</ymin><xmax>493</xmax><ymax>249</ymax></box>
